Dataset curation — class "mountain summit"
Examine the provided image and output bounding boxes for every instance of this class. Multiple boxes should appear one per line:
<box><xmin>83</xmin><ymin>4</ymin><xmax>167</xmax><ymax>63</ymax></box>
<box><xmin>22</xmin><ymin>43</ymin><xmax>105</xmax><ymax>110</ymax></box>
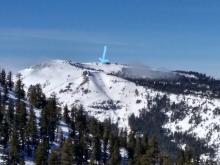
<box><xmin>19</xmin><ymin>59</ymin><xmax>220</xmax><ymax>160</ymax></box>
<box><xmin>20</xmin><ymin>59</ymin><xmax>148</xmax><ymax>128</ymax></box>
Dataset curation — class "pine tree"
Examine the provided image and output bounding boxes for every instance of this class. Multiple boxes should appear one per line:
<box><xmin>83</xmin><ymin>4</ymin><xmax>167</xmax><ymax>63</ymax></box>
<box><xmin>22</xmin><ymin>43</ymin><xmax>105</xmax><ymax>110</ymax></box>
<box><xmin>90</xmin><ymin>136</ymin><xmax>101</xmax><ymax>164</ymax></box>
<box><xmin>35</xmin><ymin>139</ymin><xmax>49</xmax><ymax>165</ymax></box>
<box><xmin>9</xmin><ymin>128</ymin><xmax>20</xmax><ymax>164</ymax></box>
<box><xmin>140</xmin><ymin>136</ymin><xmax>160</xmax><ymax>165</ymax></box>
<box><xmin>27</xmin><ymin>84</ymin><xmax>46</xmax><ymax>108</ymax></box>
<box><xmin>0</xmin><ymin>104</ymin><xmax>5</xmax><ymax>148</ymax></box>
<box><xmin>134</xmin><ymin>136</ymin><xmax>142</xmax><ymax>158</ymax></box>
<box><xmin>0</xmin><ymin>69</ymin><xmax>6</xmax><ymax>86</ymax></box>
<box><xmin>49</xmin><ymin>149</ymin><xmax>61</xmax><ymax>165</ymax></box>
<box><xmin>109</xmin><ymin>133</ymin><xmax>115</xmax><ymax>160</ymax></box>
<box><xmin>7</xmin><ymin>98</ymin><xmax>14</xmax><ymax>125</ymax></box>
<box><xmin>72</xmin><ymin>135</ymin><xmax>87</xmax><ymax>164</ymax></box>
<box><xmin>0</xmin><ymin>104</ymin><xmax>3</xmax><ymax>129</ymax></box>
<box><xmin>141</xmin><ymin>133</ymin><xmax>149</xmax><ymax>154</ymax></box>
<box><xmin>1</xmin><ymin>116</ymin><xmax>10</xmax><ymax>149</ymax></box>
<box><xmin>127</xmin><ymin>132</ymin><xmax>136</xmax><ymax>161</ymax></box>
<box><xmin>103</xmin><ymin>125</ymin><xmax>110</xmax><ymax>164</ymax></box>
<box><xmin>90</xmin><ymin>118</ymin><xmax>98</xmax><ymax>136</ymax></box>
<box><xmin>28</xmin><ymin>85</ymin><xmax>36</xmax><ymax>105</ymax></box>
<box><xmin>15</xmin><ymin>74</ymin><xmax>25</xmax><ymax>101</ymax></box>
<box><xmin>3</xmin><ymin>82</ymin><xmax>8</xmax><ymax>102</ymax></box>
<box><xmin>69</xmin><ymin>106</ymin><xmax>76</xmax><ymax>138</ymax></box>
<box><xmin>57</xmin><ymin>128</ymin><xmax>65</xmax><ymax>146</ymax></box>
<box><xmin>75</xmin><ymin>135</ymin><xmax>88</xmax><ymax>164</ymax></box>
<box><xmin>119</xmin><ymin>129</ymin><xmax>127</xmax><ymax>148</ymax></box>
<box><xmin>0</xmin><ymin>92</ymin><xmax>2</xmax><ymax>108</ymax></box>
<box><xmin>177</xmin><ymin>148</ymin><xmax>194</xmax><ymax>165</ymax></box>
<box><xmin>63</xmin><ymin>104</ymin><xmax>70</xmax><ymax>125</ymax></box>
<box><xmin>40</xmin><ymin>96</ymin><xmax>59</xmax><ymax>141</ymax></box>
<box><xmin>7</xmin><ymin>71</ymin><xmax>13</xmax><ymax>91</ymax></box>
<box><xmin>15</xmin><ymin>101</ymin><xmax>27</xmax><ymax>149</ymax></box>
<box><xmin>61</xmin><ymin>138</ymin><xmax>75</xmax><ymax>165</ymax></box>
<box><xmin>108</xmin><ymin>140</ymin><xmax>120</xmax><ymax>165</ymax></box>
<box><xmin>159</xmin><ymin>155</ymin><xmax>172</xmax><ymax>165</ymax></box>
<box><xmin>26</xmin><ymin>106</ymin><xmax>38</xmax><ymax>156</ymax></box>
<box><xmin>177</xmin><ymin>150</ymin><xmax>186</xmax><ymax>165</ymax></box>
<box><xmin>75</xmin><ymin>105</ymin><xmax>87</xmax><ymax>137</ymax></box>
<box><xmin>81</xmin><ymin>135</ymin><xmax>89</xmax><ymax>164</ymax></box>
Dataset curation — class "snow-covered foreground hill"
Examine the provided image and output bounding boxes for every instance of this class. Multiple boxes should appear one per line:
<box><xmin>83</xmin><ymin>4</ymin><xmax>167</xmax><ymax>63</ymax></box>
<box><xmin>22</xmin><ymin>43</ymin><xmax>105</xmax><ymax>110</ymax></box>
<box><xmin>19</xmin><ymin>59</ymin><xmax>220</xmax><ymax>160</ymax></box>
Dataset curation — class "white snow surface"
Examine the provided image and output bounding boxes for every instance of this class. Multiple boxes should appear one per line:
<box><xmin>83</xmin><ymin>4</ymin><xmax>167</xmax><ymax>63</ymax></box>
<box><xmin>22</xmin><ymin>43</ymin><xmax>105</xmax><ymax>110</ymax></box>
<box><xmin>20</xmin><ymin>59</ymin><xmax>146</xmax><ymax>128</ymax></box>
<box><xmin>19</xmin><ymin>59</ymin><xmax>220</xmax><ymax>160</ymax></box>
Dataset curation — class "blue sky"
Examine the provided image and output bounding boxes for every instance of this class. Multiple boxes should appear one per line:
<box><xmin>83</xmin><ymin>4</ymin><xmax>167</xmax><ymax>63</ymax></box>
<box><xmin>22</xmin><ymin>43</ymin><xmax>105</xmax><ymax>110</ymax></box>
<box><xmin>0</xmin><ymin>0</ymin><xmax>220</xmax><ymax>77</ymax></box>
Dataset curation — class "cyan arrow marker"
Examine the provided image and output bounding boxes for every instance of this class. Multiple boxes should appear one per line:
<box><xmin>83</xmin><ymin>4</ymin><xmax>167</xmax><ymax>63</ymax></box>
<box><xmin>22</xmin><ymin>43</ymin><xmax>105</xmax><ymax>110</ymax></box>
<box><xmin>99</xmin><ymin>45</ymin><xmax>109</xmax><ymax>64</ymax></box>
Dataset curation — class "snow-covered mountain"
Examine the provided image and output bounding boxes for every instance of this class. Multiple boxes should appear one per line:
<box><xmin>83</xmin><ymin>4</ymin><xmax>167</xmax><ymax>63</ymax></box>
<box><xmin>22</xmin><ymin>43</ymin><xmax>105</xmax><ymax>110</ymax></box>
<box><xmin>19</xmin><ymin>60</ymin><xmax>148</xmax><ymax>128</ymax></box>
<box><xmin>19</xmin><ymin>59</ymin><xmax>220</xmax><ymax>160</ymax></box>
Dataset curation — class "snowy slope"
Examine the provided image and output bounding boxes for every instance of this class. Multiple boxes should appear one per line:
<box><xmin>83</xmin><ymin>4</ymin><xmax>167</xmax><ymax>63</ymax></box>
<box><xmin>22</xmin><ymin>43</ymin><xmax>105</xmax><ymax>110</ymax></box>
<box><xmin>20</xmin><ymin>60</ymin><xmax>148</xmax><ymax>128</ymax></box>
<box><xmin>19</xmin><ymin>59</ymin><xmax>220</xmax><ymax>160</ymax></box>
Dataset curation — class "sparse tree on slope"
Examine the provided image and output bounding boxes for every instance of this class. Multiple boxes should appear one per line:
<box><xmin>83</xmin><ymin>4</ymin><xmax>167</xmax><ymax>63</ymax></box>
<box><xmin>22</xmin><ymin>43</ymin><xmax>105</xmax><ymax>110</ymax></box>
<box><xmin>15</xmin><ymin>74</ymin><xmax>25</xmax><ymax>101</ymax></box>
<box><xmin>28</xmin><ymin>84</ymin><xmax>46</xmax><ymax>109</ymax></box>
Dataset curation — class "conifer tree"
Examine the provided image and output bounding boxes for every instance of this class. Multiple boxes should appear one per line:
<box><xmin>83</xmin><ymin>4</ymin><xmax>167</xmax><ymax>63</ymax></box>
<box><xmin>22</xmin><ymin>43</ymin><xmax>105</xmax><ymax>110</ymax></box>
<box><xmin>0</xmin><ymin>104</ymin><xmax>3</xmax><ymax>129</ymax></box>
<box><xmin>75</xmin><ymin>105</ymin><xmax>87</xmax><ymax>137</ymax></box>
<box><xmin>0</xmin><ymin>69</ymin><xmax>6</xmax><ymax>86</ymax></box>
<box><xmin>160</xmin><ymin>155</ymin><xmax>172</xmax><ymax>165</ymax></box>
<box><xmin>63</xmin><ymin>104</ymin><xmax>70</xmax><ymax>125</ymax></box>
<box><xmin>140</xmin><ymin>136</ymin><xmax>160</xmax><ymax>165</ymax></box>
<box><xmin>40</xmin><ymin>96</ymin><xmax>59</xmax><ymax>141</ymax></box>
<box><xmin>127</xmin><ymin>132</ymin><xmax>136</xmax><ymax>161</ymax></box>
<box><xmin>9</xmin><ymin>128</ymin><xmax>20</xmax><ymax>164</ymax></box>
<box><xmin>49</xmin><ymin>149</ymin><xmax>61</xmax><ymax>165</ymax></box>
<box><xmin>103</xmin><ymin>125</ymin><xmax>110</xmax><ymax>164</ymax></box>
<box><xmin>57</xmin><ymin>128</ymin><xmax>65</xmax><ymax>146</ymax></box>
<box><xmin>90</xmin><ymin>136</ymin><xmax>101</xmax><ymax>164</ymax></box>
<box><xmin>15</xmin><ymin>74</ymin><xmax>25</xmax><ymax>101</ymax></box>
<box><xmin>141</xmin><ymin>133</ymin><xmax>149</xmax><ymax>154</ymax></box>
<box><xmin>74</xmin><ymin>135</ymin><xmax>88</xmax><ymax>164</ymax></box>
<box><xmin>7</xmin><ymin>98</ymin><xmax>14</xmax><ymax>125</ymax></box>
<box><xmin>35</xmin><ymin>139</ymin><xmax>49</xmax><ymax>165</ymax></box>
<box><xmin>119</xmin><ymin>129</ymin><xmax>127</xmax><ymax>148</ymax></box>
<box><xmin>72</xmin><ymin>136</ymin><xmax>87</xmax><ymax>164</ymax></box>
<box><xmin>28</xmin><ymin>84</ymin><xmax>46</xmax><ymax>108</ymax></box>
<box><xmin>61</xmin><ymin>138</ymin><xmax>75</xmax><ymax>165</ymax></box>
<box><xmin>108</xmin><ymin>140</ymin><xmax>120</xmax><ymax>165</ymax></box>
<box><xmin>1</xmin><ymin>116</ymin><xmax>10</xmax><ymax>149</ymax></box>
<box><xmin>3</xmin><ymin>82</ymin><xmax>8</xmax><ymax>102</ymax></box>
<box><xmin>69</xmin><ymin>106</ymin><xmax>76</xmax><ymax>138</ymax></box>
<box><xmin>26</xmin><ymin>106</ymin><xmax>38</xmax><ymax>156</ymax></box>
<box><xmin>15</xmin><ymin>101</ymin><xmax>27</xmax><ymax>149</ymax></box>
<box><xmin>149</xmin><ymin>136</ymin><xmax>160</xmax><ymax>163</ymax></box>
<box><xmin>7</xmin><ymin>71</ymin><xmax>13</xmax><ymax>91</ymax></box>
<box><xmin>177</xmin><ymin>149</ymin><xmax>194</xmax><ymax>165</ymax></box>
<box><xmin>0</xmin><ymin>92</ymin><xmax>2</xmax><ymax>108</ymax></box>
<box><xmin>0</xmin><ymin>105</ymin><xmax>4</xmax><ymax>149</ymax></box>
<box><xmin>109</xmin><ymin>133</ymin><xmax>115</xmax><ymax>160</ymax></box>
<box><xmin>134</xmin><ymin>136</ymin><xmax>142</xmax><ymax>158</ymax></box>
<box><xmin>80</xmin><ymin>135</ymin><xmax>89</xmax><ymax>163</ymax></box>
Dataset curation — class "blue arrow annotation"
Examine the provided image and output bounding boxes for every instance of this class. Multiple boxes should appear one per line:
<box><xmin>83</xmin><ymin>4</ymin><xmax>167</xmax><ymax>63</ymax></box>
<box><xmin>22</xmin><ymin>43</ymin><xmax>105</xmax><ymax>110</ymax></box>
<box><xmin>99</xmin><ymin>45</ymin><xmax>110</xmax><ymax>64</ymax></box>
